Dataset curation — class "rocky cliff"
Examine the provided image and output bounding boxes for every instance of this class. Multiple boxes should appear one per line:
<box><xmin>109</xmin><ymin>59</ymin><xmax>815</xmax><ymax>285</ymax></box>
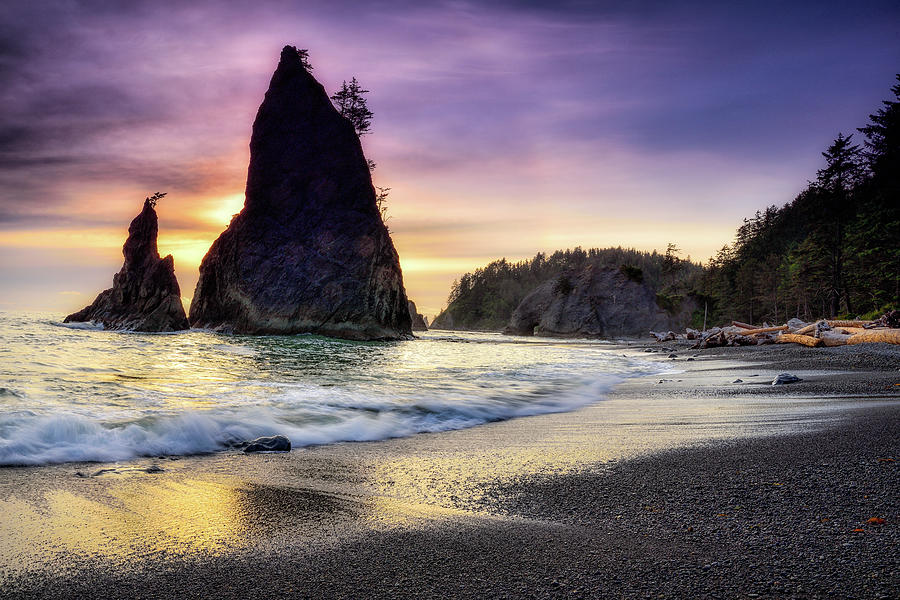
<box><xmin>429</xmin><ymin>309</ymin><xmax>453</xmax><ymax>330</ymax></box>
<box><xmin>408</xmin><ymin>300</ymin><xmax>428</xmax><ymax>331</ymax></box>
<box><xmin>504</xmin><ymin>265</ymin><xmax>694</xmax><ymax>339</ymax></box>
<box><xmin>189</xmin><ymin>46</ymin><xmax>411</xmax><ymax>340</ymax></box>
<box><xmin>64</xmin><ymin>199</ymin><xmax>189</xmax><ymax>332</ymax></box>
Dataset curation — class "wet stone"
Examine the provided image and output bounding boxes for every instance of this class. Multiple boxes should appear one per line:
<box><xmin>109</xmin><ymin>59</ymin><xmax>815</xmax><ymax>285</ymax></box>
<box><xmin>244</xmin><ymin>435</ymin><xmax>292</xmax><ymax>453</ymax></box>
<box><xmin>772</xmin><ymin>373</ymin><xmax>803</xmax><ymax>385</ymax></box>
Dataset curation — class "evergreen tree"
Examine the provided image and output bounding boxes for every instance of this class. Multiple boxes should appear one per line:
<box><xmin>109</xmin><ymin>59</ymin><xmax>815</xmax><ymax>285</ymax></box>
<box><xmin>145</xmin><ymin>192</ymin><xmax>166</xmax><ymax>208</ymax></box>
<box><xmin>663</xmin><ymin>243</ymin><xmax>682</xmax><ymax>274</ymax></box>
<box><xmin>816</xmin><ymin>133</ymin><xmax>863</xmax><ymax>194</ymax></box>
<box><xmin>296</xmin><ymin>48</ymin><xmax>313</xmax><ymax>71</ymax></box>
<box><xmin>858</xmin><ymin>74</ymin><xmax>900</xmax><ymax>188</ymax></box>
<box><xmin>811</xmin><ymin>133</ymin><xmax>863</xmax><ymax>315</ymax></box>
<box><xmin>375</xmin><ymin>186</ymin><xmax>390</xmax><ymax>226</ymax></box>
<box><xmin>330</xmin><ymin>77</ymin><xmax>374</xmax><ymax>135</ymax></box>
<box><xmin>851</xmin><ymin>74</ymin><xmax>900</xmax><ymax>310</ymax></box>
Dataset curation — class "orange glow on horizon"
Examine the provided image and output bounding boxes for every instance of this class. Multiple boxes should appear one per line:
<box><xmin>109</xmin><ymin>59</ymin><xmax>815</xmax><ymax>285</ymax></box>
<box><xmin>1</xmin><ymin>188</ymin><xmax>735</xmax><ymax>317</ymax></box>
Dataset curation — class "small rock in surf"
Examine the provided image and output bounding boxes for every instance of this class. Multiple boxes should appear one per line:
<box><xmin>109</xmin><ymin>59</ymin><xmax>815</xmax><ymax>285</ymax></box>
<box><xmin>243</xmin><ymin>435</ymin><xmax>292</xmax><ymax>453</ymax></box>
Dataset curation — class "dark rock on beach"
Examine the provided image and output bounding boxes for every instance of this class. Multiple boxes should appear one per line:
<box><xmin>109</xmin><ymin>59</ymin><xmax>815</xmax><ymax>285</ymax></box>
<box><xmin>243</xmin><ymin>435</ymin><xmax>291</xmax><ymax>453</ymax></box>
<box><xmin>64</xmin><ymin>198</ymin><xmax>189</xmax><ymax>332</ymax></box>
<box><xmin>504</xmin><ymin>265</ymin><xmax>694</xmax><ymax>338</ymax></box>
<box><xmin>189</xmin><ymin>46</ymin><xmax>411</xmax><ymax>340</ymax></box>
<box><xmin>408</xmin><ymin>300</ymin><xmax>428</xmax><ymax>331</ymax></box>
<box><xmin>772</xmin><ymin>372</ymin><xmax>803</xmax><ymax>385</ymax></box>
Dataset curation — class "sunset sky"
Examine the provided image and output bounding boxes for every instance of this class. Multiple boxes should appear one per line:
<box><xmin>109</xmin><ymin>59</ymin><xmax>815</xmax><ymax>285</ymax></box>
<box><xmin>1</xmin><ymin>1</ymin><xmax>898</xmax><ymax>317</ymax></box>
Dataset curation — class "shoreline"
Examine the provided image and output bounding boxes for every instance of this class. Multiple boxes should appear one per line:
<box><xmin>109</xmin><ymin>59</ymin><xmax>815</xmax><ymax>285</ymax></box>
<box><xmin>1</xmin><ymin>343</ymin><xmax>898</xmax><ymax>598</ymax></box>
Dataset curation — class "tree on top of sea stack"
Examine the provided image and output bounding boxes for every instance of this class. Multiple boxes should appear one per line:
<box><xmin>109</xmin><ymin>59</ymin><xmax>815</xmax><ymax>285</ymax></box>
<box><xmin>331</xmin><ymin>77</ymin><xmax>374</xmax><ymax>136</ymax></box>
<box><xmin>64</xmin><ymin>194</ymin><xmax>189</xmax><ymax>332</ymax></box>
<box><xmin>146</xmin><ymin>191</ymin><xmax>166</xmax><ymax>208</ymax></box>
<box><xmin>189</xmin><ymin>46</ymin><xmax>412</xmax><ymax>340</ymax></box>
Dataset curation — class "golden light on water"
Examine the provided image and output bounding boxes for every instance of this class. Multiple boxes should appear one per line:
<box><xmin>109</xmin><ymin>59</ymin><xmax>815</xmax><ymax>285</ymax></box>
<box><xmin>0</xmin><ymin>476</ymin><xmax>248</xmax><ymax>573</ymax></box>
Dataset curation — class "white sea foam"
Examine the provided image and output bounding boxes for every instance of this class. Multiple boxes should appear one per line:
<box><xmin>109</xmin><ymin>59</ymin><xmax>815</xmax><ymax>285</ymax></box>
<box><xmin>53</xmin><ymin>320</ymin><xmax>105</xmax><ymax>331</ymax></box>
<box><xmin>0</xmin><ymin>375</ymin><xmax>628</xmax><ymax>466</ymax></box>
<box><xmin>0</xmin><ymin>314</ymin><xmax>666</xmax><ymax>466</ymax></box>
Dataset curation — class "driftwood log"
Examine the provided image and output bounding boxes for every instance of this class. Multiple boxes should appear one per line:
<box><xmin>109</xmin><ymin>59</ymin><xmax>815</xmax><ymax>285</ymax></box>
<box><xmin>837</xmin><ymin>327</ymin><xmax>872</xmax><ymax>335</ymax></box>
<box><xmin>845</xmin><ymin>329</ymin><xmax>900</xmax><ymax>345</ymax></box>
<box><xmin>819</xmin><ymin>331</ymin><xmax>853</xmax><ymax>347</ymax></box>
<box><xmin>827</xmin><ymin>320</ymin><xmax>874</xmax><ymax>328</ymax></box>
<box><xmin>650</xmin><ymin>330</ymin><xmax>677</xmax><ymax>342</ymax></box>
<box><xmin>732</xmin><ymin>333</ymin><xmax>756</xmax><ymax>346</ymax></box>
<box><xmin>736</xmin><ymin>325</ymin><xmax>789</xmax><ymax>336</ymax></box>
<box><xmin>654</xmin><ymin>311</ymin><xmax>900</xmax><ymax>348</ymax></box>
<box><xmin>777</xmin><ymin>333</ymin><xmax>824</xmax><ymax>347</ymax></box>
<box><xmin>794</xmin><ymin>324</ymin><xmax>815</xmax><ymax>335</ymax></box>
<box><xmin>793</xmin><ymin>320</ymin><xmax>831</xmax><ymax>336</ymax></box>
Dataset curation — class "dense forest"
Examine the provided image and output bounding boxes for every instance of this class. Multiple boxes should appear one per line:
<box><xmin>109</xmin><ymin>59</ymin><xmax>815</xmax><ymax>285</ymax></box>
<box><xmin>435</xmin><ymin>75</ymin><xmax>899</xmax><ymax>331</ymax></box>
<box><xmin>698</xmin><ymin>75</ymin><xmax>899</xmax><ymax>325</ymax></box>
<box><xmin>434</xmin><ymin>246</ymin><xmax>703</xmax><ymax>330</ymax></box>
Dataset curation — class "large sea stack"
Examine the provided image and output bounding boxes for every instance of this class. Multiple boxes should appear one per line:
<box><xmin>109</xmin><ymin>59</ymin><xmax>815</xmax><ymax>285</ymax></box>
<box><xmin>189</xmin><ymin>46</ymin><xmax>411</xmax><ymax>340</ymax></box>
<box><xmin>64</xmin><ymin>199</ymin><xmax>189</xmax><ymax>332</ymax></box>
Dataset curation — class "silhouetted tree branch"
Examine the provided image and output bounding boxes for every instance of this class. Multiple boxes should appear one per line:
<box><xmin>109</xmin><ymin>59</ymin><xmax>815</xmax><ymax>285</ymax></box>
<box><xmin>146</xmin><ymin>192</ymin><xmax>166</xmax><ymax>208</ymax></box>
<box><xmin>331</xmin><ymin>77</ymin><xmax>374</xmax><ymax>135</ymax></box>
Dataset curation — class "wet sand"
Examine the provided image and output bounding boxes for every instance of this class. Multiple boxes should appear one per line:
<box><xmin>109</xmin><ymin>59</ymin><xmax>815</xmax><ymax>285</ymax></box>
<box><xmin>1</xmin><ymin>342</ymin><xmax>898</xmax><ymax>598</ymax></box>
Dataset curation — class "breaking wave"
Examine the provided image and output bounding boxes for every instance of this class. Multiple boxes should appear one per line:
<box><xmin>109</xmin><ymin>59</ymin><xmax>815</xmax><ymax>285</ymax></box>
<box><xmin>0</xmin><ymin>376</ymin><xmax>629</xmax><ymax>465</ymax></box>
<box><xmin>0</xmin><ymin>314</ymin><xmax>664</xmax><ymax>466</ymax></box>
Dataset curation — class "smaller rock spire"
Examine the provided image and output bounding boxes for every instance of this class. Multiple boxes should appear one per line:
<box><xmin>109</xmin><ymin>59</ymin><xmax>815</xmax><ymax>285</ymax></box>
<box><xmin>122</xmin><ymin>198</ymin><xmax>160</xmax><ymax>268</ymax></box>
<box><xmin>64</xmin><ymin>198</ymin><xmax>189</xmax><ymax>332</ymax></box>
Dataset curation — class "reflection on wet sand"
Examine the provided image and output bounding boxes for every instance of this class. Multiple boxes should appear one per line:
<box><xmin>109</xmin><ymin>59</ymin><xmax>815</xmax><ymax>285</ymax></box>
<box><xmin>0</xmin><ymin>466</ymin><xmax>468</xmax><ymax>578</ymax></box>
<box><xmin>363</xmin><ymin>496</ymin><xmax>470</xmax><ymax>528</ymax></box>
<box><xmin>0</xmin><ymin>477</ymin><xmax>248</xmax><ymax>574</ymax></box>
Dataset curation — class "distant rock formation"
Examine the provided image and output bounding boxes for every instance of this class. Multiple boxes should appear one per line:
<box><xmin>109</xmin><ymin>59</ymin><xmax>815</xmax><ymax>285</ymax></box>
<box><xmin>430</xmin><ymin>309</ymin><xmax>454</xmax><ymax>330</ymax></box>
<box><xmin>504</xmin><ymin>265</ymin><xmax>695</xmax><ymax>339</ymax></box>
<box><xmin>189</xmin><ymin>46</ymin><xmax>411</xmax><ymax>340</ymax></box>
<box><xmin>430</xmin><ymin>308</ymin><xmax>485</xmax><ymax>331</ymax></box>
<box><xmin>408</xmin><ymin>300</ymin><xmax>428</xmax><ymax>331</ymax></box>
<box><xmin>64</xmin><ymin>199</ymin><xmax>189</xmax><ymax>332</ymax></box>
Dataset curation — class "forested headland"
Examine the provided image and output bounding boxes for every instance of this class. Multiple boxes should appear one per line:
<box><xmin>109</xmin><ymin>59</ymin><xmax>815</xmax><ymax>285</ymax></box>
<box><xmin>434</xmin><ymin>75</ymin><xmax>899</xmax><ymax>332</ymax></box>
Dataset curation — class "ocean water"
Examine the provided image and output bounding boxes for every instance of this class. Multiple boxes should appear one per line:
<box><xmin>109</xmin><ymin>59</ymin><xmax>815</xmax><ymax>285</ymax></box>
<box><xmin>0</xmin><ymin>312</ymin><xmax>664</xmax><ymax>466</ymax></box>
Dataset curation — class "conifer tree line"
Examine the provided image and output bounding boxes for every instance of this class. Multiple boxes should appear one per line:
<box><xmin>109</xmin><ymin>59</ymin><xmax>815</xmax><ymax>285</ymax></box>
<box><xmin>699</xmin><ymin>74</ymin><xmax>899</xmax><ymax>325</ymax></box>
<box><xmin>438</xmin><ymin>75</ymin><xmax>899</xmax><ymax>330</ymax></box>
